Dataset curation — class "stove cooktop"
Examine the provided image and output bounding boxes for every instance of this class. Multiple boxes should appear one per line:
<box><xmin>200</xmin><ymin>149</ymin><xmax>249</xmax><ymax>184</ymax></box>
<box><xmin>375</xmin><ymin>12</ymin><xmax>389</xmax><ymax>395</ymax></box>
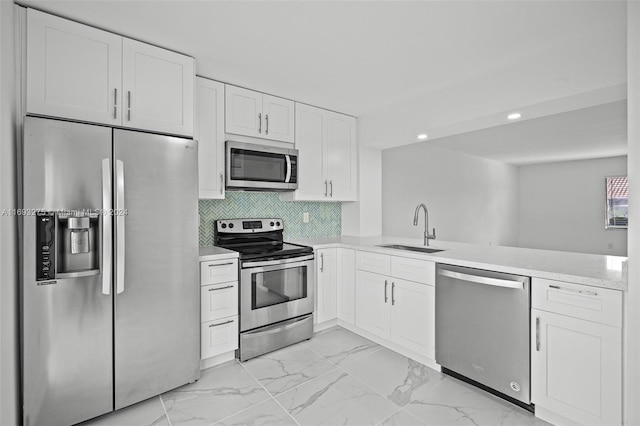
<box><xmin>219</xmin><ymin>242</ymin><xmax>313</xmax><ymax>260</ymax></box>
<box><xmin>213</xmin><ymin>218</ymin><xmax>313</xmax><ymax>260</ymax></box>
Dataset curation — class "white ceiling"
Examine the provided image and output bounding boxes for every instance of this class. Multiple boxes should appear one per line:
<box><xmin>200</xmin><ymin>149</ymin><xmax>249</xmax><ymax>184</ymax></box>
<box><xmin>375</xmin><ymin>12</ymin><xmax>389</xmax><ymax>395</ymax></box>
<box><xmin>429</xmin><ymin>100</ymin><xmax>628</xmax><ymax>165</ymax></box>
<box><xmin>16</xmin><ymin>0</ymin><xmax>628</xmax><ymax>159</ymax></box>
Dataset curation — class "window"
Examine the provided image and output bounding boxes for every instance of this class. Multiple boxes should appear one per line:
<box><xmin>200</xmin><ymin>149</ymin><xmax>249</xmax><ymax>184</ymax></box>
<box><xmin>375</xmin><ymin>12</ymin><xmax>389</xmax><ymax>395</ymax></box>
<box><xmin>605</xmin><ymin>176</ymin><xmax>628</xmax><ymax>229</ymax></box>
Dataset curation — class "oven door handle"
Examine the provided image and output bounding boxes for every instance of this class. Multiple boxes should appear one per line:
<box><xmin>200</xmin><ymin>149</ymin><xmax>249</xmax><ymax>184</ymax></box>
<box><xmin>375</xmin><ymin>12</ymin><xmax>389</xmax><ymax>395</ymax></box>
<box><xmin>242</xmin><ymin>254</ymin><xmax>314</xmax><ymax>268</ymax></box>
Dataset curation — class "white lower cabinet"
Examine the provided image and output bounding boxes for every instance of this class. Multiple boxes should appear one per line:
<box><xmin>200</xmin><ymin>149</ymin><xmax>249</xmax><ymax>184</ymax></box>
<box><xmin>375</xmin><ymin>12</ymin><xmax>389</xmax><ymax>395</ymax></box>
<box><xmin>336</xmin><ymin>248</ymin><xmax>356</xmax><ymax>325</ymax></box>
<box><xmin>199</xmin><ymin>258</ymin><xmax>239</xmax><ymax>361</ymax></box>
<box><xmin>201</xmin><ymin>316</ymin><xmax>239</xmax><ymax>359</ymax></box>
<box><xmin>355</xmin><ymin>254</ymin><xmax>435</xmax><ymax>359</ymax></box>
<box><xmin>355</xmin><ymin>270</ymin><xmax>391</xmax><ymax>338</ymax></box>
<box><xmin>316</xmin><ymin>248</ymin><xmax>338</xmax><ymax>324</ymax></box>
<box><xmin>390</xmin><ymin>278</ymin><xmax>434</xmax><ymax>357</ymax></box>
<box><xmin>531</xmin><ymin>278</ymin><xmax>622</xmax><ymax>426</ymax></box>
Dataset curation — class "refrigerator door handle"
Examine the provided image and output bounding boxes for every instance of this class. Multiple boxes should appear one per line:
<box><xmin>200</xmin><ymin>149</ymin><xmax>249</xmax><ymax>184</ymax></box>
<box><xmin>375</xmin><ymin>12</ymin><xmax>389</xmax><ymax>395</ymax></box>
<box><xmin>115</xmin><ymin>159</ymin><xmax>126</xmax><ymax>294</ymax></box>
<box><xmin>101</xmin><ymin>158</ymin><xmax>112</xmax><ymax>295</ymax></box>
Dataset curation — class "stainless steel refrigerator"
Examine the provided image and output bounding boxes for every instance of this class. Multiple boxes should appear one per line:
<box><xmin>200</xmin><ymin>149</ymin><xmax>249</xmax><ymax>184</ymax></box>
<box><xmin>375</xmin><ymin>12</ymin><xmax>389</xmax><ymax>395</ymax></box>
<box><xmin>21</xmin><ymin>116</ymin><xmax>200</xmax><ymax>426</ymax></box>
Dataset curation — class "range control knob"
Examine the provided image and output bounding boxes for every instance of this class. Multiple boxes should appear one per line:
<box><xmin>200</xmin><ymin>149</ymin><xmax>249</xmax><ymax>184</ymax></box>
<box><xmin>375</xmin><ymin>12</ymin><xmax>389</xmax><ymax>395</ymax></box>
<box><xmin>276</xmin><ymin>221</ymin><xmax>281</xmax><ymax>227</ymax></box>
<box><xmin>270</xmin><ymin>221</ymin><xmax>275</xmax><ymax>227</ymax></box>
<box><xmin>221</xmin><ymin>223</ymin><xmax>227</xmax><ymax>229</ymax></box>
<box><xmin>229</xmin><ymin>223</ymin><xmax>234</xmax><ymax>229</ymax></box>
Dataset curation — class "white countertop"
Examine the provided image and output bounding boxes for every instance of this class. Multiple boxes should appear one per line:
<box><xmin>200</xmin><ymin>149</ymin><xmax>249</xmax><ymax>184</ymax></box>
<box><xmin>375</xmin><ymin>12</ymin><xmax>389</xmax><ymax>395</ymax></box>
<box><xmin>199</xmin><ymin>245</ymin><xmax>239</xmax><ymax>262</ymax></box>
<box><xmin>289</xmin><ymin>235</ymin><xmax>628</xmax><ymax>291</ymax></box>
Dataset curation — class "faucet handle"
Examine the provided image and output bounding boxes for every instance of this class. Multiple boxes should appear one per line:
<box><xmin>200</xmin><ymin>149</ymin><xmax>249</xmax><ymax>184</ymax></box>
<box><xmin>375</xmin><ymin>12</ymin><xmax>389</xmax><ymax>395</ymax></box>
<box><xmin>430</xmin><ymin>228</ymin><xmax>436</xmax><ymax>240</ymax></box>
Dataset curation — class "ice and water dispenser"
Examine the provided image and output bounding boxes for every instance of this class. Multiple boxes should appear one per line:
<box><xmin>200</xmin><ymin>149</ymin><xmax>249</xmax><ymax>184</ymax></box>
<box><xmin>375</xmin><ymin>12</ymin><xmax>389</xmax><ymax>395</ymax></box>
<box><xmin>36</xmin><ymin>211</ymin><xmax>100</xmax><ymax>280</ymax></box>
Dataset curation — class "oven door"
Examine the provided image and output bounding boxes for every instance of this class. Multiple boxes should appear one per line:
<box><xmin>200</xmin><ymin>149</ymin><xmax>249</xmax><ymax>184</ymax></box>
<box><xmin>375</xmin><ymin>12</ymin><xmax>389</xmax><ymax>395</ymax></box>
<box><xmin>240</xmin><ymin>254</ymin><xmax>314</xmax><ymax>332</ymax></box>
<box><xmin>226</xmin><ymin>141</ymin><xmax>298</xmax><ymax>191</ymax></box>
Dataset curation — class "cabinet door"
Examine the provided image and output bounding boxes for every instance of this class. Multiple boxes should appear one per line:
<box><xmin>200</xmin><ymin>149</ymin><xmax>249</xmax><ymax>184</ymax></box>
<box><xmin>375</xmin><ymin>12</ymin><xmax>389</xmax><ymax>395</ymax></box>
<box><xmin>201</xmin><ymin>282</ymin><xmax>238</xmax><ymax>323</ymax></box>
<box><xmin>531</xmin><ymin>309</ymin><xmax>622</xmax><ymax>426</ymax></box>
<box><xmin>326</xmin><ymin>112</ymin><xmax>357</xmax><ymax>201</ymax></box>
<box><xmin>225</xmin><ymin>85</ymin><xmax>263</xmax><ymax>138</ymax></box>
<box><xmin>316</xmin><ymin>248</ymin><xmax>337</xmax><ymax>324</ymax></box>
<box><xmin>390</xmin><ymin>279</ymin><xmax>435</xmax><ymax>358</ymax></box>
<box><xmin>337</xmin><ymin>248</ymin><xmax>356</xmax><ymax>325</ymax></box>
<box><xmin>122</xmin><ymin>38</ymin><xmax>194</xmax><ymax>136</ymax></box>
<box><xmin>293</xmin><ymin>103</ymin><xmax>328</xmax><ymax>200</ymax></box>
<box><xmin>200</xmin><ymin>259</ymin><xmax>238</xmax><ymax>286</ymax></box>
<box><xmin>196</xmin><ymin>78</ymin><xmax>225</xmax><ymax>199</ymax></box>
<box><xmin>201</xmin><ymin>316</ymin><xmax>239</xmax><ymax>359</ymax></box>
<box><xmin>27</xmin><ymin>9</ymin><xmax>122</xmax><ymax>125</ymax></box>
<box><xmin>355</xmin><ymin>271</ymin><xmax>390</xmax><ymax>339</ymax></box>
<box><xmin>263</xmin><ymin>94</ymin><xmax>295</xmax><ymax>143</ymax></box>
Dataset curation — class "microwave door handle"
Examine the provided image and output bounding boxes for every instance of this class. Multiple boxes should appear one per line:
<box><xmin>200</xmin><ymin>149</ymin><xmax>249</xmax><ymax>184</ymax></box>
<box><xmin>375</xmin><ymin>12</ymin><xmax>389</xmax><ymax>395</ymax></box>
<box><xmin>285</xmin><ymin>155</ymin><xmax>292</xmax><ymax>183</ymax></box>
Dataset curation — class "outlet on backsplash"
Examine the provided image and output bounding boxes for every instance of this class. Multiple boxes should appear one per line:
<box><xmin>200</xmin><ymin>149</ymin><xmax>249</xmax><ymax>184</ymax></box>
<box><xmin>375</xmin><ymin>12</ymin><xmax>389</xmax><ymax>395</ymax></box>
<box><xmin>303</xmin><ymin>212</ymin><xmax>310</xmax><ymax>223</ymax></box>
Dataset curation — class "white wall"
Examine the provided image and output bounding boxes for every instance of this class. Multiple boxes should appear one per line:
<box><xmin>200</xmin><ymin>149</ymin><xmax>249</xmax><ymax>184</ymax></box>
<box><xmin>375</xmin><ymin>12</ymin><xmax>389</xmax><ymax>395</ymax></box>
<box><xmin>625</xmin><ymin>2</ymin><xmax>639</xmax><ymax>424</ymax></box>
<box><xmin>341</xmin><ymin>145</ymin><xmax>382</xmax><ymax>236</ymax></box>
<box><xmin>381</xmin><ymin>143</ymin><xmax>519</xmax><ymax>246</ymax></box>
<box><xmin>0</xmin><ymin>2</ymin><xmax>19</xmax><ymax>426</ymax></box>
<box><xmin>517</xmin><ymin>156</ymin><xmax>627</xmax><ymax>256</ymax></box>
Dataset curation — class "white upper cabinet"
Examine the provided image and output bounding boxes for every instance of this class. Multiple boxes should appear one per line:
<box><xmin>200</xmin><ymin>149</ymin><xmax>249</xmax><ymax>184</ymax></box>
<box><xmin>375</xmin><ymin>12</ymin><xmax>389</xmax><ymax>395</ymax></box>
<box><xmin>262</xmin><ymin>94</ymin><xmax>295</xmax><ymax>143</ymax></box>
<box><xmin>27</xmin><ymin>9</ymin><xmax>122</xmax><ymax>126</ymax></box>
<box><xmin>282</xmin><ymin>103</ymin><xmax>358</xmax><ymax>202</ymax></box>
<box><xmin>225</xmin><ymin>85</ymin><xmax>294</xmax><ymax>143</ymax></box>
<box><xmin>122</xmin><ymin>39</ymin><xmax>194</xmax><ymax>136</ymax></box>
<box><xmin>291</xmin><ymin>103</ymin><xmax>326</xmax><ymax>199</ymax></box>
<box><xmin>225</xmin><ymin>85</ymin><xmax>263</xmax><ymax>138</ymax></box>
<box><xmin>195</xmin><ymin>77</ymin><xmax>225</xmax><ymax>199</ymax></box>
<box><xmin>326</xmin><ymin>111</ymin><xmax>358</xmax><ymax>200</ymax></box>
<box><xmin>26</xmin><ymin>9</ymin><xmax>194</xmax><ymax>137</ymax></box>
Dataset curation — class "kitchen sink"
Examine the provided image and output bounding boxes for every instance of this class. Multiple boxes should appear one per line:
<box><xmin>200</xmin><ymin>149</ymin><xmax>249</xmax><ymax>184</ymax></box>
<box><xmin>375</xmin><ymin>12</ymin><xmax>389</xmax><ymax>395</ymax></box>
<box><xmin>377</xmin><ymin>244</ymin><xmax>445</xmax><ymax>254</ymax></box>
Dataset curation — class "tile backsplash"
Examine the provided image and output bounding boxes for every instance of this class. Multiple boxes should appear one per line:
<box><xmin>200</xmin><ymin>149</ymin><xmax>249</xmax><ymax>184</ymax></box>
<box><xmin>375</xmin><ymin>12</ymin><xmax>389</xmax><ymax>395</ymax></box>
<box><xmin>199</xmin><ymin>192</ymin><xmax>341</xmax><ymax>246</ymax></box>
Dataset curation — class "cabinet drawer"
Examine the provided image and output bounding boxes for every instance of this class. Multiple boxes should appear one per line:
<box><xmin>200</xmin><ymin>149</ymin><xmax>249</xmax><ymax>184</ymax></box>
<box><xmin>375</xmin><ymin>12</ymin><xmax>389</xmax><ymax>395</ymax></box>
<box><xmin>201</xmin><ymin>316</ymin><xmax>239</xmax><ymax>359</ymax></box>
<box><xmin>200</xmin><ymin>259</ymin><xmax>238</xmax><ymax>285</ymax></box>
<box><xmin>391</xmin><ymin>256</ymin><xmax>435</xmax><ymax>285</ymax></box>
<box><xmin>356</xmin><ymin>251</ymin><xmax>390</xmax><ymax>275</ymax></box>
<box><xmin>532</xmin><ymin>278</ymin><xmax>622</xmax><ymax>327</ymax></box>
<box><xmin>201</xmin><ymin>282</ymin><xmax>238</xmax><ymax>323</ymax></box>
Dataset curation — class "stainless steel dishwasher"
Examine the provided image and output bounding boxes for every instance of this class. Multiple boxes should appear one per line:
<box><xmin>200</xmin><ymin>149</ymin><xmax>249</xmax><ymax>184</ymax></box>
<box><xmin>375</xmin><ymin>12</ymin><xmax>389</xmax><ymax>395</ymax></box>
<box><xmin>435</xmin><ymin>263</ymin><xmax>532</xmax><ymax>411</ymax></box>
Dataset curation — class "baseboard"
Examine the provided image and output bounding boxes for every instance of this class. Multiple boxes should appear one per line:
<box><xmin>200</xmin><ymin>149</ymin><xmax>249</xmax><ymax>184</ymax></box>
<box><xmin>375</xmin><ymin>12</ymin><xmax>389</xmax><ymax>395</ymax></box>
<box><xmin>313</xmin><ymin>318</ymin><xmax>338</xmax><ymax>332</ymax></box>
<box><xmin>534</xmin><ymin>406</ymin><xmax>581</xmax><ymax>426</ymax></box>
<box><xmin>335</xmin><ymin>320</ymin><xmax>440</xmax><ymax>371</ymax></box>
<box><xmin>200</xmin><ymin>351</ymin><xmax>236</xmax><ymax>370</ymax></box>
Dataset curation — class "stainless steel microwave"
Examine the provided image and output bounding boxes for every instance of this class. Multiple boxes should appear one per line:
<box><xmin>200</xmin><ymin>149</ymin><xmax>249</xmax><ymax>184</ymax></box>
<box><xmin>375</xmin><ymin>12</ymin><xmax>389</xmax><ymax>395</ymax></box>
<box><xmin>226</xmin><ymin>141</ymin><xmax>298</xmax><ymax>191</ymax></box>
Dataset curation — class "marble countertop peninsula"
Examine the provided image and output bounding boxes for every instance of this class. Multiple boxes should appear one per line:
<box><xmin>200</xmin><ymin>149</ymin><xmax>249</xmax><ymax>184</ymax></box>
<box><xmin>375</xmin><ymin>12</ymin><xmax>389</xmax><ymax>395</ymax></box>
<box><xmin>290</xmin><ymin>235</ymin><xmax>628</xmax><ymax>291</ymax></box>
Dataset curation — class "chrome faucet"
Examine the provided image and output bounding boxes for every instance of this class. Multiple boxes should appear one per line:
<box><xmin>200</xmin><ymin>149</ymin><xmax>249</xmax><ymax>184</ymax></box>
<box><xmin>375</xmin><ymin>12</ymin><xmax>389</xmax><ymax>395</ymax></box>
<box><xmin>413</xmin><ymin>203</ymin><xmax>436</xmax><ymax>246</ymax></box>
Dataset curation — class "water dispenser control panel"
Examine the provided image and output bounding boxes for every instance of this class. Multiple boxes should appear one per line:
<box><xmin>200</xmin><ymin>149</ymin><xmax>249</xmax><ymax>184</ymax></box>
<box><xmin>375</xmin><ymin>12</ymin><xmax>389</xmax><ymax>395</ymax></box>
<box><xmin>36</xmin><ymin>213</ymin><xmax>55</xmax><ymax>281</ymax></box>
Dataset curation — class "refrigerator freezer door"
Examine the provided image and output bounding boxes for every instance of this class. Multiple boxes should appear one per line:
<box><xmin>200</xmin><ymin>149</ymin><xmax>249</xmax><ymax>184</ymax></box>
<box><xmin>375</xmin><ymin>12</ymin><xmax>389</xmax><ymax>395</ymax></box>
<box><xmin>113</xmin><ymin>129</ymin><xmax>200</xmax><ymax>409</ymax></box>
<box><xmin>22</xmin><ymin>117</ymin><xmax>113</xmax><ymax>426</ymax></box>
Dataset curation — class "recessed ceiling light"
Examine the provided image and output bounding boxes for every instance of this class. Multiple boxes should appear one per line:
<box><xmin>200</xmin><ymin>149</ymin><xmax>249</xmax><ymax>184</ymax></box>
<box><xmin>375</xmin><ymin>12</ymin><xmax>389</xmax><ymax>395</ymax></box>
<box><xmin>417</xmin><ymin>134</ymin><xmax>428</xmax><ymax>140</ymax></box>
<box><xmin>507</xmin><ymin>112</ymin><xmax>522</xmax><ymax>120</ymax></box>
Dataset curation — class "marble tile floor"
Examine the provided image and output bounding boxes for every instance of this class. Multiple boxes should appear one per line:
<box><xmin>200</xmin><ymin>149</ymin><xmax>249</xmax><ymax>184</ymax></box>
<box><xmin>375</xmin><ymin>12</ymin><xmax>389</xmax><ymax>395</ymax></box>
<box><xmin>83</xmin><ymin>326</ymin><xmax>550</xmax><ymax>426</ymax></box>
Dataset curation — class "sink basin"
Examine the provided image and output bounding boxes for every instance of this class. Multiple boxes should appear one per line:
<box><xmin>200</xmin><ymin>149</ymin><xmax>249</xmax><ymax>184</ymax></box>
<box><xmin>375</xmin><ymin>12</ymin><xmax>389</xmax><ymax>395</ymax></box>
<box><xmin>377</xmin><ymin>244</ymin><xmax>445</xmax><ymax>254</ymax></box>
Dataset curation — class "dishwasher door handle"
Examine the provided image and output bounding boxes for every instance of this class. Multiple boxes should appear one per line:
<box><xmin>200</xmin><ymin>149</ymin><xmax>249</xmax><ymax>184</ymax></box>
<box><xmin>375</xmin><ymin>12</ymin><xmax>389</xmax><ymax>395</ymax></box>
<box><xmin>438</xmin><ymin>269</ymin><xmax>524</xmax><ymax>289</ymax></box>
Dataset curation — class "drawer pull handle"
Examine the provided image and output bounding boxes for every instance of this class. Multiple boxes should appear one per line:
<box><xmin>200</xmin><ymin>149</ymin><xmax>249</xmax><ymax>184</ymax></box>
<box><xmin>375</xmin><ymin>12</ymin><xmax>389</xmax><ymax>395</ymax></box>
<box><xmin>208</xmin><ymin>262</ymin><xmax>235</xmax><ymax>267</ymax></box>
<box><xmin>548</xmin><ymin>284</ymin><xmax>598</xmax><ymax>297</ymax></box>
<box><xmin>209</xmin><ymin>319</ymin><xmax>234</xmax><ymax>328</ymax></box>
<box><xmin>208</xmin><ymin>285</ymin><xmax>234</xmax><ymax>292</ymax></box>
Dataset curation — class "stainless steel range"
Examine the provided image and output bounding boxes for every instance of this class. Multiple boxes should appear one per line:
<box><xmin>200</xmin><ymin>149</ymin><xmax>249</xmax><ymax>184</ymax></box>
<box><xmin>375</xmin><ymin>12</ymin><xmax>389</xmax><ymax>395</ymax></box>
<box><xmin>214</xmin><ymin>218</ymin><xmax>314</xmax><ymax>361</ymax></box>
